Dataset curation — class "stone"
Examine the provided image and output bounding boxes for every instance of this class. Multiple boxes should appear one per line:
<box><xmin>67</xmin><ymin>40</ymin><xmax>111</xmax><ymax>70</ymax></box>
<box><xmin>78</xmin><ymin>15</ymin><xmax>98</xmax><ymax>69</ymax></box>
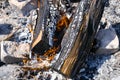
<box><xmin>0</xmin><ymin>24</ymin><xmax>12</xmax><ymax>35</ymax></box>
<box><xmin>8</xmin><ymin>0</ymin><xmax>31</xmax><ymax>9</ymax></box>
<box><xmin>0</xmin><ymin>41</ymin><xmax>30</xmax><ymax>64</ymax></box>
<box><xmin>8</xmin><ymin>0</ymin><xmax>37</xmax><ymax>16</ymax></box>
<box><xmin>95</xmin><ymin>20</ymin><xmax>119</xmax><ymax>54</ymax></box>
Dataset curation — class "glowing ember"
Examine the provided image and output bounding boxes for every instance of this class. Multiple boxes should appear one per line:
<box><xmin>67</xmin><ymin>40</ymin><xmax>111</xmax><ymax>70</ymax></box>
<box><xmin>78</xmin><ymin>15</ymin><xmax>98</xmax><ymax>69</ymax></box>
<box><xmin>56</xmin><ymin>16</ymin><xmax>70</xmax><ymax>31</ymax></box>
<box><xmin>22</xmin><ymin>14</ymin><xmax>71</xmax><ymax>72</ymax></box>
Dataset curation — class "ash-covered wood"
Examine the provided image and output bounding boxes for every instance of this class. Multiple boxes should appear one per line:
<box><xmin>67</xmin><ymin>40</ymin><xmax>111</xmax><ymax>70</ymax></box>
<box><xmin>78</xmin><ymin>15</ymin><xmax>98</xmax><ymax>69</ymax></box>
<box><xmin>32</xmin><ymin>0</ymin><xmax>63</xmax><ymax>54</ymax></box>
<box><xmin>52</xmin><ymin>0</ymin><xmax>106</xmax><ymax>78</ymax></box>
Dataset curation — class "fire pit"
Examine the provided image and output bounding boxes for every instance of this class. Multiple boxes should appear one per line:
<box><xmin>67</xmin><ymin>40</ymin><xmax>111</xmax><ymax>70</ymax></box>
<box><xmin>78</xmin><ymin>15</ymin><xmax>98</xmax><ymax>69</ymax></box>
<box><xmin>0</xmin><ymin>0</ymin><xmax>120</xmax><ymax>80</ymax></box>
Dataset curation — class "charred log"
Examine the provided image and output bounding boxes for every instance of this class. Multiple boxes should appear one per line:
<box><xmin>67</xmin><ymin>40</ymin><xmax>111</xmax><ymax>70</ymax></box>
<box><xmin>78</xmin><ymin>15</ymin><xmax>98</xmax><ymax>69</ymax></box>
<box><xmin>31</xmin><ymin>0</ymin><xmax>71</xmax><ymax>54</ymax></box>
<box><xmin>52</xmin><ymin>0</ymin><xmax>106</xmax><ymax>78</ymax></box>
<box><xmin>32</xmin><ymin>0</ymin><xmax>60</xmax><ymax>54</ymax></box>
<box><xmin>31</xmin><ymin>0</ymin><xmax>49</xmax><ymax>54</ymax></box>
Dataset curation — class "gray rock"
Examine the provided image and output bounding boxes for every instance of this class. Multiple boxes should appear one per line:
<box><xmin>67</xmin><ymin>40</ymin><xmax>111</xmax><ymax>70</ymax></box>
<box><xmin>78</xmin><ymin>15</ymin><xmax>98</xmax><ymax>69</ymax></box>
<box><xmin>8</xmin><ymin>0</ymin><xmax>31</xmax><ymax>10</ymax></box>
<box><xmin>95</xmin><ymin>21</ymin><xmax>119</xmax><ymax>54</ymax></box>
<box><xmin>0</xmin><ymin>24</ymin><xmax>12</xmax><ymax>35</ymax></box>
<box><xmin>0</xmin><ymin>41</ymin><xmax>30</xmax><ymax>63</ymax></box>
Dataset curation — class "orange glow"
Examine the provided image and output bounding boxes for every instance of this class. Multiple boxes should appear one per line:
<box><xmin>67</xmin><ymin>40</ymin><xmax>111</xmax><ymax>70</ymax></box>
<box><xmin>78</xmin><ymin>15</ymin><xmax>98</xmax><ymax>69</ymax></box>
<box><xmin>22</xmin><ymin>16</ymin><xmax>71</xmax><ymax>72</ymax></box>
<box><xmin>44</xmin><ymin>47</ymin><xmax>59</xmax><ymax>61</ymax></box>
<box><xmin>56</xmin><ymin>16</ymin><xmax>70</xmax><ymax>31</ymax></box>
<box><xmin>23</xmin><ymin>58</ymin><xmax>30</xmax><ymax>64</ymax></box>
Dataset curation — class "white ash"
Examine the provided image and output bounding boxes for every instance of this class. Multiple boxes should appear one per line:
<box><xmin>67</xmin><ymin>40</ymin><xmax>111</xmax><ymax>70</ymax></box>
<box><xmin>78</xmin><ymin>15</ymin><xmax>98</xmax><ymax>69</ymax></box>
<box><xmin>8</xmin><ymin>0</ymin><xmax>31</xmax><ymax>10</ymax></box>
<box><xmin>17</xmin><ymin>68</ymin><xmax>71</xmax><ymax>80</ymax></box>
<box><xmin>8</xmin><ymin>0</ymin><xmax>37</xmax><ymax>16</ymax></box>
<box><xmin>0</xmin><ymin>64</ymin><xmax>21</xmax><ymax>80</ymax></box>
<box><xmin>39</xmin><ymin>70</ymin><xmax>67</xmax><ymax>80</ymax></box>
<box><xmin>74</xmin><ymin>53</ymin><xmax>119</xmax><ymax>80</ymax></box>
<box><xmin>103</xmin><ymin>0</ymin><xmax>120</xmax><ymax>23</ymax></box>
<box><xmin>46</xmin><ymin>1</ymin><xmax>59</xmax><ymax>46</ymax></box>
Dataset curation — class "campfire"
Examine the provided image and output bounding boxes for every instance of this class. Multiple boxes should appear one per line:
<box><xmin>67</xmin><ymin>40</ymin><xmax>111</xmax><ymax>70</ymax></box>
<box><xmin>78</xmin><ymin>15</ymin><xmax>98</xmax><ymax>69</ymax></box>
<box><xmin>18</xmin><ymin>0</ymin><xmax>107</xmax><ymax>78</ymax></box>
<box><xmin>1</xmin><ymin>0</ymin><xmax>118</xmax><ymax>80</ymax></box>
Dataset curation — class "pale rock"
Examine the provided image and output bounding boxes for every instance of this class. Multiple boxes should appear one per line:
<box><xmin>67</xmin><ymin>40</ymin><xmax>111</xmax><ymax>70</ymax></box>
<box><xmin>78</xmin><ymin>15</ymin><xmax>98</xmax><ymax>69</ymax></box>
<box><xmin>8</xmin><ymin>0</ymin><xmax>31</xmax><ymax>9</ymax></box>
<box><xmin>8</xmin><ymin>0</ymin><xmax>37</xmax><ymax>16</ymax></box>
<box><xmin>0</xmin><ymin>41</ymin><xmax>30</xmax><ymax>63</ymax></box>
<box><xmin>95</xmin><ymin>20</ymin><xmax>119</xmax><ymax>54</ymax></box>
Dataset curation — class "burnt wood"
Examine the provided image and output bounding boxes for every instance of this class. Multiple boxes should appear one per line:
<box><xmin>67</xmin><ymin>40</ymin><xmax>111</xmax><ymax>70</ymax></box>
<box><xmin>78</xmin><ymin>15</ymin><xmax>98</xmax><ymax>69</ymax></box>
<box><xmin>31</xmin><ymin>0</ymin><xmax>60</xmax><ymax>54</ymax></box>
<box><xmin>52</xmin><ymin>0</ymin><xmax>106</xmax><ymax>78</ymax></box>
<box><xmin>31</xmin><ymin>0</ymin><xmax>50</xmax><ymax>54</ymax></box>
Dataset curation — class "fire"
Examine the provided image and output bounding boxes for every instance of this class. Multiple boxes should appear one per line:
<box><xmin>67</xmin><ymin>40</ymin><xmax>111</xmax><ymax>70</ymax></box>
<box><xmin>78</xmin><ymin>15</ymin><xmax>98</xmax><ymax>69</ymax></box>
<box><xmin>22</xmin><ymin>15</ymin><xmax>71</xmax><ymax>72</ymax></box>
<box><xmin>23</xmin><ymin>59</ymin><xmax>29</xmax><ymax>64</ymax></box>
<box><xmin>22</xmin><ymin>47</ymin><xmax>59</xmax><ymax>70</ymax></box>
<box><xmin>56</xmin><ymin>16</ymin><xmax>70</xmax><ymax>31</ymax></box>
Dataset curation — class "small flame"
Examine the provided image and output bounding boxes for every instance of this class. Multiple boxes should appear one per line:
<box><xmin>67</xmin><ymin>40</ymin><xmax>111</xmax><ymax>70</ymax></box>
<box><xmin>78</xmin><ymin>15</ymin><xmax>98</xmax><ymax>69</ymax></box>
<box><xmin>44</xmin><ymin>47</ymin><xmax>59</xmax><ymax>61</ymax></box>
<box><xmin>56</xmin><ymin>16</ymin><xmax>70</xmax><ymax>31</ymax></box>
<box><xmin>22</xmin><ymin>15</ymin><xmax>70</xmax><ymax>72</ymax></box>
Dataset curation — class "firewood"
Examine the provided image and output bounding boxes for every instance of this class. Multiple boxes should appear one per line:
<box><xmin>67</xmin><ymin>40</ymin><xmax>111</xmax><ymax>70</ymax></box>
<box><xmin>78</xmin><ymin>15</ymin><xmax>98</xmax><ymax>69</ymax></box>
<box><xmin>31</xmin><ymin>0</ymin><xmax>50</xmax><ymax>54</ymax></box>
<box><xmin>52</xmin><ymin>0</ymin><xmax>106</xmax><ymax>78</ymax></box>
<box><xmin>31</xmin><ymin>0</ymin><xmax>64</xmax><ymax>54</ymax></box>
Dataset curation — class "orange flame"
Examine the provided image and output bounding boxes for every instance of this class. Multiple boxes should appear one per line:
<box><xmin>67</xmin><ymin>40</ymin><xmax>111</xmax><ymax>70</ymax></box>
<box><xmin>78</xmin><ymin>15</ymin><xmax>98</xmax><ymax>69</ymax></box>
<box><xmin>56</xmin><ymin>16</ymin><xmax>70</xmax><ymax>31</ymax></box>
<box><xmin>22</xmin><ymin>15</ymin><xmax>71</xmax><ymax>71</ymax></box>
<box><xmin>43</xmin><ymin>47</ymin><xmax>59</xmax><ymax>61</ymax></box>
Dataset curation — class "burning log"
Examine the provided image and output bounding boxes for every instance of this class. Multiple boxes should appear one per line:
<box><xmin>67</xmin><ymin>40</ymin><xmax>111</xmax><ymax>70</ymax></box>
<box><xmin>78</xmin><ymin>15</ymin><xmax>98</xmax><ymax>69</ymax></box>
<box><xmin>28</xmin><ymin>0</ymin><xmax>107</xmax><ymax>78</ymax></box>
<box><xmin>52</xmin><ymin>0</ymin><xmax>106</xmax><ymax>78</ymax></box>
<box><xmin>31</xmin><ymin>0</ymin><xmax>68</xmax><ymax>55</ymax></box>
